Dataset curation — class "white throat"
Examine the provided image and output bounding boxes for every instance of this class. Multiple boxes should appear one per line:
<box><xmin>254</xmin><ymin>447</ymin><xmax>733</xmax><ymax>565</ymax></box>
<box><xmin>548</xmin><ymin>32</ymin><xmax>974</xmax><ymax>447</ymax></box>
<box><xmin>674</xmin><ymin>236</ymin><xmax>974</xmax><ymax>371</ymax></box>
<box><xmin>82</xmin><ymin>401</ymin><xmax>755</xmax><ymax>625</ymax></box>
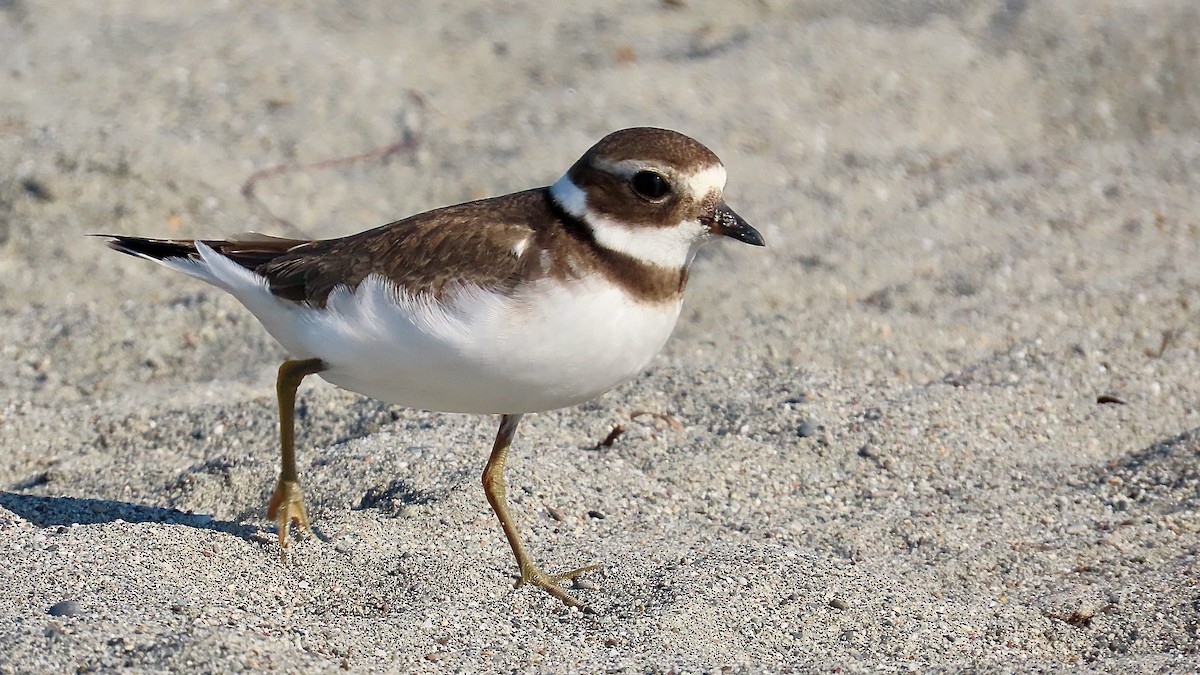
<box><xmin>548</xmin><ymin>174</ymin><xmax>707</xmax><ymax>269</ymax></box>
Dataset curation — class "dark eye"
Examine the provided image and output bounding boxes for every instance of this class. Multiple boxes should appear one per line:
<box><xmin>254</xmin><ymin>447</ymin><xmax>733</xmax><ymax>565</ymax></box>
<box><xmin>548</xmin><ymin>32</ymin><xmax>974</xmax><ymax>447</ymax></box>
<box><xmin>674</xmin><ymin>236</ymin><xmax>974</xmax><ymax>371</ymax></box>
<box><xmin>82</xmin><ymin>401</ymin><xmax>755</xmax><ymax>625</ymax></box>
<box><xmin>631</xmin><ymin>171</ymin><xmax>670</xmax><ymax>200</ymax></box>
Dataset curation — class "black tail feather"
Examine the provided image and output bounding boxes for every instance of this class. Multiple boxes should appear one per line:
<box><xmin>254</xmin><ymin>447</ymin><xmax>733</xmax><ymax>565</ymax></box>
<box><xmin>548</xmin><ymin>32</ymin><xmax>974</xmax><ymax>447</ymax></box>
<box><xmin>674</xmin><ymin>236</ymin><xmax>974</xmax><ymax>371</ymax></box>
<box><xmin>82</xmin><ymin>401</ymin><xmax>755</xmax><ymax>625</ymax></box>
<box><xmin>96</xmin><ymin>233</ymin><xmax>313</xmax><ymax>274</ymax></box>
<box><xmin>98</xmin><ymin>235</ymin><xmax>198</xmax><ymax>261</ymax></box>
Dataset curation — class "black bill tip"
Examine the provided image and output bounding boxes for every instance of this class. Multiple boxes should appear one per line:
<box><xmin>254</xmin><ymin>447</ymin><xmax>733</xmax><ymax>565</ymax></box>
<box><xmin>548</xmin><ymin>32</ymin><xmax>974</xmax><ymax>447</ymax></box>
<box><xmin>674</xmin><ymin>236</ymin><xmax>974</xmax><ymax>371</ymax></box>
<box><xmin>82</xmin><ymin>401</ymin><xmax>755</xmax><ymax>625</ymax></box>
<box><xmin>707</xmin><ymin>203</ymin><xmax>765</xmax><ymax>247</ymax></box>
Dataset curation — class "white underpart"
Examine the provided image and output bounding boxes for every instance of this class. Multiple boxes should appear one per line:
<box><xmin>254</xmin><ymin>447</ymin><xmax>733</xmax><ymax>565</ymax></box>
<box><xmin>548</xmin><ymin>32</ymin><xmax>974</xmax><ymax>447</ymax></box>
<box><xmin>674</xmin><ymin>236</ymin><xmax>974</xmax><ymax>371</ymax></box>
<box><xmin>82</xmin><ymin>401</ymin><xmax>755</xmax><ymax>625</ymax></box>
<box><xmin>154</xmin><ymin>242</ymin><xmax>683</xmax><ymax>414</ymax></box>
<box><xmin>549</xmin><ymin>166</ymin><xmax>727</xmax><ymax>269</ymax></box>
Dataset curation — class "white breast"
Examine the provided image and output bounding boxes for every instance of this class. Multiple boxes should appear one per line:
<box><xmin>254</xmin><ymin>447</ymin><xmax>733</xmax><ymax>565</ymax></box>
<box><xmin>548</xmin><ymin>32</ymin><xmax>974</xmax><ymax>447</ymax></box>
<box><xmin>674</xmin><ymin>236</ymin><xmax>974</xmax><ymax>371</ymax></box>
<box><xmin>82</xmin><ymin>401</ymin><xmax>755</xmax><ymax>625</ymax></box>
<box><xmin>189</xmin><ymin>242</ymin><xmax>683</xmax><ymax>414</ymax></box>
<box><xmin>305</xmin><ymin>276</ymin><xmax>685</xmax><ymax>413</ymax></box>
<box><xmin>317</xmin><ymin>276</ymin><xmax>683</xmax><ymax>413</ymax></box>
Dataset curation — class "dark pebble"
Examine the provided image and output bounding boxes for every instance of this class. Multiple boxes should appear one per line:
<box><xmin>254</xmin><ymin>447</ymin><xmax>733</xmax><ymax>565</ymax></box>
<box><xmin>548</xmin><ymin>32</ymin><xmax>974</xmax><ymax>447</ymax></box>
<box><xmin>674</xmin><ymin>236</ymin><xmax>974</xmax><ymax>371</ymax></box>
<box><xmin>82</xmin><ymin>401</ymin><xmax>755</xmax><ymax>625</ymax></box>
<box><xmin>587</xmin><ymin>510</ymin><xmax>606</xmax><ymax>520</ymax></box>
<box><xmin>22</xmin><ymin>177</ymin><xmax>54</xmax><ymax>202</ymax></box>
<box><xmin>48</xmin><ymin>600</ymin><xmax>82</xmax><ymax>617</ymax></box>
<box><xmin>829</xmin><ymin>598</ymin><xmax>849</xmax><ymax>610</ymax></box>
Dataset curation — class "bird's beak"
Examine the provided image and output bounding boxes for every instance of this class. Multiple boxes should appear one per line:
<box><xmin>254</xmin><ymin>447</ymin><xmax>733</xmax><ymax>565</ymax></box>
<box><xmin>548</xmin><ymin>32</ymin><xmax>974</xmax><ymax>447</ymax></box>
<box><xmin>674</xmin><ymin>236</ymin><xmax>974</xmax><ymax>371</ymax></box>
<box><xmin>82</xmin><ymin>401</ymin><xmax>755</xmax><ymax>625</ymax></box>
<box><xmin>706</xmin><ymin>202</ymin><xmax>765</xmax><ymax>246</ymax></box>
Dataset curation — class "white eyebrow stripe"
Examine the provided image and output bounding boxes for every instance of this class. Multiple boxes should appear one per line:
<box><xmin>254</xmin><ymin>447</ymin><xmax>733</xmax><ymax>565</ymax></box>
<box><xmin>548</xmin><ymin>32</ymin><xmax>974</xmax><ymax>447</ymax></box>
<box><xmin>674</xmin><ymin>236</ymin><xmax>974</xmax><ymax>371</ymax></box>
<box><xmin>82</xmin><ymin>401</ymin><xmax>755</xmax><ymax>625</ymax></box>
<box><xmin>686</xmin><ymin>164</ymin><xmax>727</xmax><ymax>201</ymax></box>
<box><xmin>592</xmin><ymin>158</ymin><xmax>654</xmax><ymax>179</ymax></box>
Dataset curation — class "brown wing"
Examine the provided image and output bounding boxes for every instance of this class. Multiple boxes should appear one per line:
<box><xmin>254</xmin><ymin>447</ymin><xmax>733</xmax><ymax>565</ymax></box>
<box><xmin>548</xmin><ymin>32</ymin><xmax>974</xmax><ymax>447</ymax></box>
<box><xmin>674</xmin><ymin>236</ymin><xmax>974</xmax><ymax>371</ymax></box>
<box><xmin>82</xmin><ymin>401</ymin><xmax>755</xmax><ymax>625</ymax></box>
<box><xmin>256</xmin><ymin>189</ymin><xmax>556</xmax><ymax>305</ymax></box>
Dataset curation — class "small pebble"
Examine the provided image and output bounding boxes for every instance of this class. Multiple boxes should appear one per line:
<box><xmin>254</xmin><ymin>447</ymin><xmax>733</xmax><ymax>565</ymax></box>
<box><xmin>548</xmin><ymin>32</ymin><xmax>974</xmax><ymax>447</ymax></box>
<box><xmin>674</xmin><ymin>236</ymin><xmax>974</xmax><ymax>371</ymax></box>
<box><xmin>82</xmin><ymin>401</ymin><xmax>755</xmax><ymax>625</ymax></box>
<box><xmin>547</xmin><ymin>507</ymin><xmax>566</xmax><ymax>522</ymax></box>
<box><xmin>572</xmin><ymin>578</ymin><xmax>597</xmax><ymax>590</ymax></box>
<box><xmin>829</xmin><ymin>598</ymin><xmax>849</xmax><ymax>610</ymax></box>
<box><xmin>587</xmin><ymin>510</ymin><xmax>606</xmax><ymax>520</ymax></box>
<box><xmin>797</xmin><ymin>420</ymin><xmax>819</xmax><ymax>438</ymax></box>
<box><xmin>48</xmin><ymin>600</ymin><xmax>82</xmax><ymax>617</ymax></box>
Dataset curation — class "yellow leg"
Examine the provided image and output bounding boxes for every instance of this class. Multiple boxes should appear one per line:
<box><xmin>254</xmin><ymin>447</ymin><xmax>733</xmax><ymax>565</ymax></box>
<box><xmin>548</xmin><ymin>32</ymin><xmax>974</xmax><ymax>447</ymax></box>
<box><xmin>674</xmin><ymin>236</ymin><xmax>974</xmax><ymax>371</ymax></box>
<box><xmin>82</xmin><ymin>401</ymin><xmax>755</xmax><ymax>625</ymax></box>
<box><xmin>482</xmin><ymin>414</ymin><xmax>599</xmax><ymax>607</ymax></box>
<box><xmin>266</xmin><ymin>358</ymin><xmax>325</xmax><ymax>556</ymax></box>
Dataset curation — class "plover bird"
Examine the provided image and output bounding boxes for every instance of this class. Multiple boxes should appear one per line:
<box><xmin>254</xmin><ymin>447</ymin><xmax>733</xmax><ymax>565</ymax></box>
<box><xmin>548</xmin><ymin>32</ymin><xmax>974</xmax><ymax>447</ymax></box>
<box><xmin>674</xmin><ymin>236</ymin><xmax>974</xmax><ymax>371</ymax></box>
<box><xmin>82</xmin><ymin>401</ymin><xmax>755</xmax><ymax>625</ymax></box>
<box><xmin>103</xmin><ymin>127</ymin><xmax>764</xmax><ymax>607</ymax></box>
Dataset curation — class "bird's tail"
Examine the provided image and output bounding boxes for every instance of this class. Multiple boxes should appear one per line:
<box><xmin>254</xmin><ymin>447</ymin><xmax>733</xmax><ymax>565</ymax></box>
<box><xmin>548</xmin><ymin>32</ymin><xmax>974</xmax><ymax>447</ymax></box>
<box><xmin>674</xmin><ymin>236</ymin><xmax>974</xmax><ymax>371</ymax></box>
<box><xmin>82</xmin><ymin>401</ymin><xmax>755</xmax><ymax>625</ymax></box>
<box><xmin>99</xmin><ymin>235</ymin><xmax>220</xmax><ymax>285</ymax></box>
<box><xmin>97</xmin><ymin>233</ymin><xmax>309</xmax><ymax>288</ymax></box>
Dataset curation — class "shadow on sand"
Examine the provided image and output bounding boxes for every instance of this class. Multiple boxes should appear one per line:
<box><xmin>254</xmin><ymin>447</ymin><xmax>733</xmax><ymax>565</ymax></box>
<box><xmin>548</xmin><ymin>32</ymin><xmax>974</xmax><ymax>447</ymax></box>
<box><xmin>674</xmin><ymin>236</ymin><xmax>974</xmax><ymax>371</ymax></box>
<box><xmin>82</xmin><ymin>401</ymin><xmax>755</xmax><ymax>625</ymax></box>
<box><xmin>0</xmin><ymin>491</ymin><xmax>262</xmax><ymax>541</ymax></box>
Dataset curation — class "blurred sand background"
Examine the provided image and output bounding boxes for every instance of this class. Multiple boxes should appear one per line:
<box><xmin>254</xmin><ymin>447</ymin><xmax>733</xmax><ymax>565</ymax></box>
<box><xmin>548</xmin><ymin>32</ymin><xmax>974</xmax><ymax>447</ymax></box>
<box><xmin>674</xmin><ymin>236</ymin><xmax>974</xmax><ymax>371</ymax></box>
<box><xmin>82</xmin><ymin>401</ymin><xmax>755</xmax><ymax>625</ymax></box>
<box><xmin>1</xmin><ymin>0</ymin><xmax>1199</xmax><ymax>671</ymax></box>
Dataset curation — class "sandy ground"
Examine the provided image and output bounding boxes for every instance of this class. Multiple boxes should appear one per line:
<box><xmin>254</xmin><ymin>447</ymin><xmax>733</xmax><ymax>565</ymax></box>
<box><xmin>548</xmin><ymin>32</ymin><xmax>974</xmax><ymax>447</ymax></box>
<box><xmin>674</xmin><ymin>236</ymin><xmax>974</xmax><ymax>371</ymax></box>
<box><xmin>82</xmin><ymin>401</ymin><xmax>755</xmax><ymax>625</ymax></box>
<box><xmin>1</xmin><ymin>0</ymin><xmax>1199</xmax><ymax>671</ymax></box>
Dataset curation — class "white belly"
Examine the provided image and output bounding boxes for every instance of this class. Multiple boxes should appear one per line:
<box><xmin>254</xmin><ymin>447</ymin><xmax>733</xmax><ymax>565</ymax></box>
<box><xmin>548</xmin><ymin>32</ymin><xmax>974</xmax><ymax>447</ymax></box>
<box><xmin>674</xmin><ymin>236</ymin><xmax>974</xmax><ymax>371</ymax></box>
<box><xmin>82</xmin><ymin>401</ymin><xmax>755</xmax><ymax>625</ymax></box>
<box><xmin>242</xmin><ymin>273</ymin><xmax>681</xmax><ymax>414</ymax></box>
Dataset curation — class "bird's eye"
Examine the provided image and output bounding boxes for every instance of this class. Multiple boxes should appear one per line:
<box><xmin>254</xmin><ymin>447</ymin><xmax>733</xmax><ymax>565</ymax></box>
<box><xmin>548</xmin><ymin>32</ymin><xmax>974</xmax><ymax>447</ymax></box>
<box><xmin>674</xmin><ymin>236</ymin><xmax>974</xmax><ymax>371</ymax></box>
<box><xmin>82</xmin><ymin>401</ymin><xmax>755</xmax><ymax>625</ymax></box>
<box><xmin>631</xmin><ymin>171</ymin><xmax>671</xmax><ymax>200</ymax></box>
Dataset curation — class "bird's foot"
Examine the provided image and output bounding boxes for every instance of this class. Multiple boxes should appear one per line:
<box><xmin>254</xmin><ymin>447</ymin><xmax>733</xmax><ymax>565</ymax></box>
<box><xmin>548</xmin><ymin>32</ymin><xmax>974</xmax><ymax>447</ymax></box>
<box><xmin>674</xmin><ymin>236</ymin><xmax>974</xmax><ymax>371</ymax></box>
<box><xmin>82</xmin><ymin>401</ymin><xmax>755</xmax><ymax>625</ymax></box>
<box><xmin>266</xmin><ymin>479</ymin><xmax>311</xmax><ymax>558</ymax></box>
<box><xmin>516</xmin><ymin>563</ymin><xmax>601</xmax><ymax>608</ymax></box>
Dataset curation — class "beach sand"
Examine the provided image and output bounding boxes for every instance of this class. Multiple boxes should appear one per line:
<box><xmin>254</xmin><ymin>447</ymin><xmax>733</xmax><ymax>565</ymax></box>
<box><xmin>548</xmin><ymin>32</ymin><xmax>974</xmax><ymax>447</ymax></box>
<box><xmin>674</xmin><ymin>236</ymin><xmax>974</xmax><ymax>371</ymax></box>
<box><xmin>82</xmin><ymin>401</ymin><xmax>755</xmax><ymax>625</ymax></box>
<box><xmin>1</xmin><ymin>1</ymin><xmax>1198</xmax><ymax>671</ymax></box>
